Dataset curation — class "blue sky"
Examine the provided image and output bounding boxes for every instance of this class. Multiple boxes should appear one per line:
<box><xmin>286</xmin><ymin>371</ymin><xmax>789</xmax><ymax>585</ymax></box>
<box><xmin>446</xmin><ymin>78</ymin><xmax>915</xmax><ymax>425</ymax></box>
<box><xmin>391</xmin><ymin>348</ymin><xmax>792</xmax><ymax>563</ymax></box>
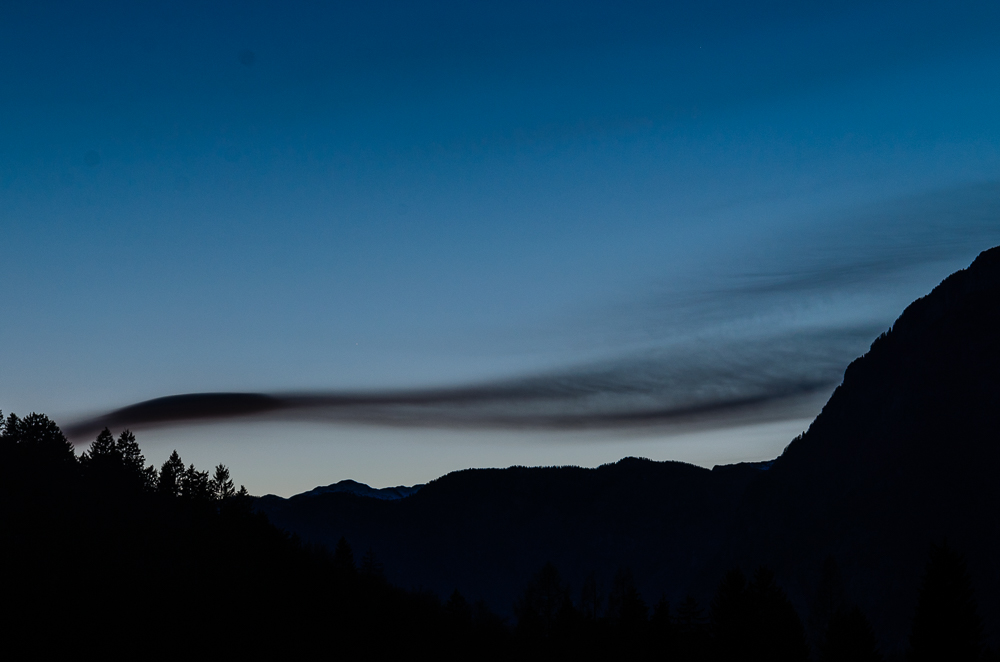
<box><xmin>3</xmin><ymin>1</ymin><xmax>1000</xmax><ymax>494</ymax></box>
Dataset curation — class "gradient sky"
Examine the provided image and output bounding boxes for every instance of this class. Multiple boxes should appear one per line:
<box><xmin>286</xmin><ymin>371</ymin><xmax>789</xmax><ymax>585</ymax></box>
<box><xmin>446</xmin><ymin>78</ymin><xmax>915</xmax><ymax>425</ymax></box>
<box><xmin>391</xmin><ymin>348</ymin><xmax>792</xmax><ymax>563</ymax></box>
<box><xmin>3</xmin><ymin>1</ymin><xmax>1000</xmax><ymax>495</ymax></box>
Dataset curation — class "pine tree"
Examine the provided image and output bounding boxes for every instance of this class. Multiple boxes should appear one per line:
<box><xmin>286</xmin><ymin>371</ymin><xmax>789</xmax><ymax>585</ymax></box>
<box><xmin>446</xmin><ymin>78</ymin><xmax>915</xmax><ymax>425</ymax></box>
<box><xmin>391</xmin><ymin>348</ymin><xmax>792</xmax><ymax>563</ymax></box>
<box><xmin>210</xmin><ymin>464</ymin><xmax>236</xmax><ymax>500</ymax></box>
<box><xmin>649</xmin><ymin>595</ymin><xmax>672</xmax><ymax>651</ymax></box>
<box><xmin>514</xmin><ymin>562</ymin><xmax>573</xmax><ymax>639</ymax></box>
<box><xmin>360</xmin><ymin>547</ymin><xmax>384</xmax><ymax>581</ymax></box>
<box><xmin>811</xmin><ymin>556</ymin><xmax>847</xmax><ymax>642</ymax></box>
<box><xmin>2</xmin><ymin>412</ymin><xmax>76</xmax><ymax>465</ymax></box>
<box><xmin>115</xmin><ymin>430</ymin><xmax>145</xmax><ymax>477</ymax></box>
<box><xmin>607</xmin><ymin>566</ymin><xmax>647</xmax><ymax>626</ymax></box>
<box><xmin>745</xmin><ymin>567</ymin><xmax>810</xmax><ymax>662</ymax></box>
<box><xmin>909</xmin><ymin>542</ymin><xmax>982</xmax><ymax>662</ymax></box>
<box><xmin>181</xmin><ymin>463</ymin><xmax>211</xmax><ymax>501</ymax></box>
<box><xmin>158</xmin><ymin>450</ymin><xmax>185</xmax><ymax>497</ymax></box>
<box><xmin>711</xmin><ymin>567</ymin><xmax>750</xmax><ymax>660</ymax></box>
<box><xmin>84</xmin><ymin>428</ymin><xmax>118</xmax><ymax>464</ymax></box>
<box><xmin>332</xmin><ymin>536</ymin><xmax>357</xmax><ymax>580</ymax></box>
<box><xmin>579</xmin><ymin>572</ymin><xmax>602</xmax><ymax>621</ymax></box>
<box><xmin>675</xmin><ymin>595</ymin><xmax>709</xmax><ymax>660</ymax></box>
<box><xmin>821</xmin><ymin>606</ymin><xmax>882</xmax><ymax>662</ymax></box>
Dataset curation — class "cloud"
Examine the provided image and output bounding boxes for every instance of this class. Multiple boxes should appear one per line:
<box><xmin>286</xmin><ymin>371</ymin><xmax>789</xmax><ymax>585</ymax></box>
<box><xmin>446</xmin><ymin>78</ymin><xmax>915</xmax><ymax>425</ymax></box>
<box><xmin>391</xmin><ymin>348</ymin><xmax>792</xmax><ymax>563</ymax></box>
<box><xmin>64</xmin><ymin>183</ymin><xmax>1000</xmax><ymax>443</ymax></box>
<box><xmin>64</xmin><ymin>325</ymin><xmax>871</xmax><ymax>440</ymax></box>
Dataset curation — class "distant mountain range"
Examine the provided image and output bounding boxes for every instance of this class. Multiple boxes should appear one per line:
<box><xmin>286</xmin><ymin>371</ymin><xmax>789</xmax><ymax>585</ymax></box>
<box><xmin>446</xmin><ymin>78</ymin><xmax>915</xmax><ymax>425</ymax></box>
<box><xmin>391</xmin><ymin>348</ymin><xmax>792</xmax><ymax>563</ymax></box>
<box><xmin>293</xmin><ymin>479</ymin><xmax>424</xmax><ymax>501</ymax></box>
<box><xmin>257</xmin><ymin>247</ymin><xmax>1000</xmax><ymax>654</ymax></box>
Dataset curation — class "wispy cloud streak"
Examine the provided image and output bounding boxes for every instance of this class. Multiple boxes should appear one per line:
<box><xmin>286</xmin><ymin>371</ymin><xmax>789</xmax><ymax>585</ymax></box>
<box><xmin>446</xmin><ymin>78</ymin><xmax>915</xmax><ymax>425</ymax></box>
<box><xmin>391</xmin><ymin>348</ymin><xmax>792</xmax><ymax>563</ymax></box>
<box><xmin>65</xmin><ymin>326</ymin><xmax>871</xmax><ymax>439</ymax></box>
<box><xmin>65</xmin><ymin>184</ymin><xmax>1000</xmax><ymax>442</ymax></box>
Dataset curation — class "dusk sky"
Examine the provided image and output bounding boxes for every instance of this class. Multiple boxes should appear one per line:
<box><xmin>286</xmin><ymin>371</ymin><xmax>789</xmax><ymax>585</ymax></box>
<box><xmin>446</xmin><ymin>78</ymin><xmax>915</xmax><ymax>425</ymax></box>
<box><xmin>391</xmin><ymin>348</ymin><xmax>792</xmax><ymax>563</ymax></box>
<box><xmin>3</xmin><ymin>1</ymin><xmax>1000</xmax><ymax>495</ymax></box>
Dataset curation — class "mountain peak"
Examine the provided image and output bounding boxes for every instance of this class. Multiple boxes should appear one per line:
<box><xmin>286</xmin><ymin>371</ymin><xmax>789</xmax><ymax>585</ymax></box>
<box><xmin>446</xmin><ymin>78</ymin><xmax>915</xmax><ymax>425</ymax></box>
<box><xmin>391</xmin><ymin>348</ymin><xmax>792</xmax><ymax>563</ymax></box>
<box><xmin>296</xmin><ymin>479</ymin><xmax>423</xmax><ymax>501</ymax></box>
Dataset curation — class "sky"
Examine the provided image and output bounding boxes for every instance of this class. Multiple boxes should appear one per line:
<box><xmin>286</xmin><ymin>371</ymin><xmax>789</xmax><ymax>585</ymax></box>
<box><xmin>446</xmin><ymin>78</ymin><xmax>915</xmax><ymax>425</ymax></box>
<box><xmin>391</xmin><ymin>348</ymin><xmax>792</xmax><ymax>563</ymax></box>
<box><xmin>3</xmin><ymin>1</ymin><xmax>1000</xmax><ymax>495</ymax></box>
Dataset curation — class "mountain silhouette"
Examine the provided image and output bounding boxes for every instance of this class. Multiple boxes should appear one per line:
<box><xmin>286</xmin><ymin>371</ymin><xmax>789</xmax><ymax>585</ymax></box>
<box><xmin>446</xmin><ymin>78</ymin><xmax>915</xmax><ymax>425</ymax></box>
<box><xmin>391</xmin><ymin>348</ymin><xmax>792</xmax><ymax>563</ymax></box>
<box><xmin>728</xmin><ymin>244</ymin><xmax>1000</xmax><ymax>650</ymax></box>
<box><xmin>257</xmin><ymin>247</ymin><xmax>1000</xmax><ymax>654</ymax></box>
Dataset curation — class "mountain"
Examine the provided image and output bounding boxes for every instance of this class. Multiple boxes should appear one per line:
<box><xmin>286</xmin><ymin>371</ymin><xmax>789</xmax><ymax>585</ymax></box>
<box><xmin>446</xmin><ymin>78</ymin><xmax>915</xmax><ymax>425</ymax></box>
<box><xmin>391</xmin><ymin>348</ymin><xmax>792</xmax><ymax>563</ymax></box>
<box><xmin>290</xmin><ymin>479</ymin><xmax>424</xmax><ymax>501</ymax></box>
<box><xmin>727</xmin><ymin>245</ymin><xmax>1000</xmax><ymax>650</ymax></box>
<box><xmin>258</xmin><ymin>458</ymin><xmax>770</xmax><ymax>615</ymax></box>
<box><xmin>256</xmin><ymin>247</ymin><xmax>1000</xmax><ymax>654</ymax></box>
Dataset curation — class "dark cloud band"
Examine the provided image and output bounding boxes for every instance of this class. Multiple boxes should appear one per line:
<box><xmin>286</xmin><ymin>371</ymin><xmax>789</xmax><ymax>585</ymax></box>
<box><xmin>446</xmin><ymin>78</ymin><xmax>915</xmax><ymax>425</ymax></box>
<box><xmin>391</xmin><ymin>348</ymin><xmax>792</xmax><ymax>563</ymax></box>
<box><xmin>64</xmin><ymin>326</ymin><xmax>870</xmax><ymax>440</ymax></box>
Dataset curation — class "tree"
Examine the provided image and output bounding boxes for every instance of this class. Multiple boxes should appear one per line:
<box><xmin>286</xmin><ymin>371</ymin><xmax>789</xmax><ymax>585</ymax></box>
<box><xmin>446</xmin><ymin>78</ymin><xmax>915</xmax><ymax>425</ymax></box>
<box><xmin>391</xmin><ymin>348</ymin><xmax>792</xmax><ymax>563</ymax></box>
<box><xmin>84</xmin><ymin>428</ymin><xmax>118</xmax><ymax>464</ymax></box>
<box><xmin>83</xmin><ymin>428</ymin><xmax>155</xmax><ymax>493</ymax></box>
<box><xmin>811</xmin><ymin>556</ymin><xmax>847</xmax><ymax>644</ymax></box>
<box><xmin>710</xmin><ymin>567</ymin><xmax>750</xmax><ymax>660</ymax></box>
<box><xmin>649</xmin><ymin>595</ymin><xmax>673</xmax><ymax>651</ymax></box>
<box><xmin>821</xmin><ymin>606</ymin><xmax>882</xmax><ymax>662</ymax></box>
<box><xmin>514</xmin><ymin>562</ymin><xmax>574</xmax><ymax>639</ymax></box>
<box><xmin>181</xmin><ymin>463</ymin><xmax>212</xmax><ymax>501</ymax></box>
<box><xmin>332</xmin><ymin>536</ymin><xmax>357</xmax><ymax>580</ymax></box>
<box><xmin>908</xmin><ymin>542</ymin><xmax>982</xmax><ymax>662</ymax></box>
<box><xmin>1</xmin><ymin>412</ymin><xmax>75</xmax><ymax>465</ymax></box>
<box><xmin>360</xmin><ymin>547</ymin><xmax>384</xmax><ymax>581</ymax></box>
<box><xmin>579</xmin><ymin>572</ymin><xmax>603</xmax><ymax>621</ymax></box>
<box><xmin>675</xmin><ymin>594</ymin><xmax>709</xmax><ymax>660</ymax></box>
<box><xmin>745</xmin><ymin>567</ymin><xmax>810</xmax><ymax>662</ymax></box>
<box><xmin>115</xmin><ymin>430</ymin><xmax>146</xmax><ymax>478</ymax></box>
<box><xmin>158</xmin><ymin>450</ymin><xmax>184</xmax><ymax>497</ymax></box>
<box><xmin>606</xmin><ymin>566</ymin><xmax>648</xmax><ymax>626</ymax></box>
<box><xmin>445</xmin><ymin>589</ymin><xmax>473</xmax><ymax>625</ymax></box>
<box><xmin>210</xmin><ymin>464</ymin><xmax>236</xmax><ymax>500</ymax></box>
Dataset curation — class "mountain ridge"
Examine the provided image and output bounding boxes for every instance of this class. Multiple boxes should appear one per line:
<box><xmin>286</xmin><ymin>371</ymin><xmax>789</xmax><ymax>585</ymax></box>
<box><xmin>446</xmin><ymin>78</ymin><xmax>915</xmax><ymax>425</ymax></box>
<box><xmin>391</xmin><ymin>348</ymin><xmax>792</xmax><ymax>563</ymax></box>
<box><xmin>256</xmin><ymin>247</ymin><xmax>1000</xmax><ymax>654</ymax></box>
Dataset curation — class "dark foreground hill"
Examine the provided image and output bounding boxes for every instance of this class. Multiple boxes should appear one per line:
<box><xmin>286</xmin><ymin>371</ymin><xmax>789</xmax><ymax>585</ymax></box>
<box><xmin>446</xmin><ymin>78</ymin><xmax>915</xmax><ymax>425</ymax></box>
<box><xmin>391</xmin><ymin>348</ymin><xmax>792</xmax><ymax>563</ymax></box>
<box><xmin>258</xmin><ymin>457</ymin><xmax>768</xmax><ymax>619</ymax></box>
<box><xmin>258</xmin><ymin>247</ymin><xmax>1000</xmax><ymax>654</ymax></box>
<box><xmin>732</xmin><ymin>244</ymin><xmax>1000</xmax><ymax>651</ymax></box>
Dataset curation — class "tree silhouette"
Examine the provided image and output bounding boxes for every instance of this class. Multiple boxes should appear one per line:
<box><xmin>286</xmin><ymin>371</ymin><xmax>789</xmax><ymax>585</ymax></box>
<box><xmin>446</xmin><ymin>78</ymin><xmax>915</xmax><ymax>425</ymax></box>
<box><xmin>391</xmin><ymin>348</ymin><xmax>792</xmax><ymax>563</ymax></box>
<box><xmin>446</xmin><ymin>589</ymin><xmax>473</xmax><ymax>624</ymax></box>
<box><xmin>745</xmin><ymin>567</ymin><xmax>810</xmax><ymax>662</ymax></box>
<box><xmin>514</xmin><ymin>562</ymin><xmax>574</xmax><ymax>640</ymax></box>
<box><xmin>811</xmin><ymin>556</ymin><xmax>846</xmax><ymax>644</ymax></box>
<box><xmin>332</xmin><ymin>536</ymin><xmax>357</xmax><ymax>580</ymax></box>
<box><xmin>649</xmin><ymin>594</ymin><xmax>673</xmax><ymax>652</ymax></box>
<box><xmin>908</xmin><ymin>542</ymin><xmax>982</xmax><ymax>662</ymax></box>
<box><xmin>84</xmin><ymin>428</ymin><xmax>117</xmax><ymax>462</ymax></box>
<box><xmin>360</xmin><ymin>547</ymin><xmax>384</xmax><ymax>582</ymax></box>
<box><xmin>181</xmin><ymin>463</ymin><xmax>212</xmax><ymax>501</ymax></box>
<box><xmin>711</xmin><ymin>567</ymin><xmax>750</xmax><ymax>660</ymax></box>
<box><xmin>607</xmin><ymin>566</ymin><xmax>647</xmax><ymax>627</ymax></box>
<box><xmin>579</xmin><ymin>571</ymin><xmax>602</xmax><ymax>621</ymax></box>
<box><xmin>158</xmin><ymin>450</ymin><xmax>184</xmax><ymax>497</ymax></box>
<box><xmin>115</xmin><ymin>430</ymin><xmax>155</xmax><ymax>490</ymax></box>
<box><xmin>2</xmin><ymin>410</ymin><xmax>523</xmax><ymax>657</ymax></box>
<box><xmin>821</xmin><ymin>606</ymin><xmax>882</xmax><ymax>662</ymax></box>
<box><xmin>83</xmin><ymin>428</ymin><xmax>156</xmax><ymax>493</ymax></box>
<box><xmin>1</xmin><ymin>411</ymin><xmax>75</xmax><ymax>465</ymax></box>
<box><xmin>210</xmin><ymin>464</ymin><xmax>236</xmax><ymax>500</ymax></box>
<box><xmin>675</xmin><ymin>594</ymin><xmax>709</xmax><ymax>660</ymax></box>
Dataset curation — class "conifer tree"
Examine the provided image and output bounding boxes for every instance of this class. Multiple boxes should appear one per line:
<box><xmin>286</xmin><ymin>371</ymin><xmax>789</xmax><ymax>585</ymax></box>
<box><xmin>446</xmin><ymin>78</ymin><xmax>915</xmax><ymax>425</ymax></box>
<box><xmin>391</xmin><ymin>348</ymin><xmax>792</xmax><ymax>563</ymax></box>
<box><xmin>446</xmin><ymin>590</ymin><xmax>473</xmax><ymax>624</ymax></box>
<box><xmin>360</xmin><ymin>547</ymin><xmax>384</xmax><ymax>581</ymax></box>
<box><xmin>811</xmin><ymin>556</ymin><xmax>846</xmax><ymax>643</ymax></box>
<box><xmin>2</xmin><ymin>412</ymin><xmax>76</xmax><ymax>464</ymax></box>
<box><xmin>579</xmin><ymin>572</ymin><xmax>602</xmax><ymax>621</ymax></box>
<box><xmin>84</xmin><ymin>428</ymin><xmax>118</xmax><ymax>464</ymax></box>
<box><xmin>649</xmin><ymin>595</ymin><xmax>672</xmax><ymax>651</ymax></box>
<box><xmin>607</xmin><ymin>566</ymin><xmax>647</xmax><ymax>626</ymax></box>
<box><xmin>821</xmin><ymin>606</ymin><xmax>882</xmax><ymax>662</ymax></box>
<box><xmin>333</xmin><ymin>536</ymin><xmax>357</xmax><ymax>579</ymax></box>
<box><xmin>210</xmin><ymin>464</ymin><xmax>236</xmax><ymax>500</ymax></box>
<box><xmin>675</xmin><ymin>595</ymin><xmax>708</xmax><ymax>660</ymax></box>
<box><xmin>515</xmin><ymin>562</ymin><xmax>573</xmax><ymax>639</ymax></box>
<box><xmin>115</xmin><ymin>430</ymin><xmax>145</xmax><ymax>476</ymax></box>
<box><xmin>181</xmin><ymin>463</ymin><xmax>211</xmax><ymax>501</ymax></box>
<box><xmin>744</xmin><ymin>567</ymin><xmax>810</xmax><ymax>662</ymax></box>
<box><xmin>711</xmin><ymin>567</ymin><xmax>750</xmax><ymax>660</ymax></box>
<box><xmin>158</xmin><ymin>450</ymin><xmax>185</xmax><ymax>497</ymax></box>
<box><xmin>909</xmin><ymin>542</ymin><xmax>982</xmax><ymax>662</ymax></box>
